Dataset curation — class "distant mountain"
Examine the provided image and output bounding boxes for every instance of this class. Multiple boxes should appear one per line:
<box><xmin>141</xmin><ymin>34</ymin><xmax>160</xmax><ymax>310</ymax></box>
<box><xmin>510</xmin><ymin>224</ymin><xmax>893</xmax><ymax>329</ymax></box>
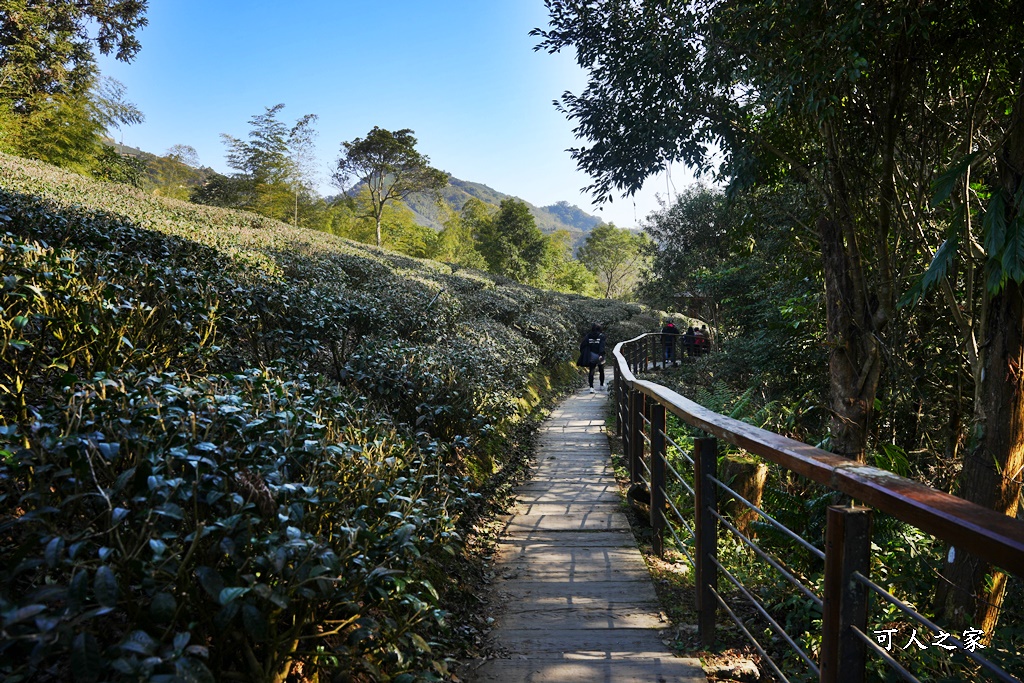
<box><xmin>402</xmin><ymin>177</ymin><xmax>604</xmax><ymax>247</ymax></box>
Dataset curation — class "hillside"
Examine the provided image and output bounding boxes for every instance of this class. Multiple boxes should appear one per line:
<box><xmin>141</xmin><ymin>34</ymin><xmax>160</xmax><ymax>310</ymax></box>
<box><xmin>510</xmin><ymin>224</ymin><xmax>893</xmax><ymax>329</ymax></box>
<box><xmin>400</xmin><ymin>176</ymin><xmax>604</xmax><ymax>246</ymax></box>
<box><xmin>0</xmin><ymin>153</ymin><xmax>656</xmax><ymax>682</ymax></box>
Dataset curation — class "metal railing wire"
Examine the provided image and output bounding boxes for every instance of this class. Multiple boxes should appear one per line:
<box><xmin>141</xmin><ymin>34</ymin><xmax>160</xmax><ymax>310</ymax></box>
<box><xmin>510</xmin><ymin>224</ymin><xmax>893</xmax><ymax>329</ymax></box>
<box><xmin>610</xmin><ymin>333</ymin><xmax>1024</xmax><ymax>683</ymax></box>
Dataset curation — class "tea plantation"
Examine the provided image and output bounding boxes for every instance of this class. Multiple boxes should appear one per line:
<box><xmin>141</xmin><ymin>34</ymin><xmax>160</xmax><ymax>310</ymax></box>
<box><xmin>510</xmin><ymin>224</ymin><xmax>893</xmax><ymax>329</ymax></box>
<box><xmin>0</xmin><ymin>153</ymin><xmax>657</xmax><ymax>682</ymax></box>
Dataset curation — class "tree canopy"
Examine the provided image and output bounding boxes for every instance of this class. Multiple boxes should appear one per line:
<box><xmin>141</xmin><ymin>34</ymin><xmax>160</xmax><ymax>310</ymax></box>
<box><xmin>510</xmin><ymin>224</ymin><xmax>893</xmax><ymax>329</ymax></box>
<box><xmin>0</xmin><ymin>0</ymin><xmax>148</xmax><ymax>109</ymax></box>
<box><xmin>476</xmin><ymin>197</ymin><xmax>548</xmax><ymax>283</ymax></box>
<box><xmin>201</xmin><ymin>104</ymin><xmax>319</xmax><ymax>226</ymax></box>
<box><xmin>0</xmin><ymin>1</ymin><xmax>148</xmax><ymax>181</ymax></box>
<box><xmin>577</xmin><ymin>222</ymin><xmax>649</xmax><ymax>299</ymax></box>
<box><xmin>333</xmin><ymin>127</ymin><xmax>448</xmax><ymax>248</ymax></box>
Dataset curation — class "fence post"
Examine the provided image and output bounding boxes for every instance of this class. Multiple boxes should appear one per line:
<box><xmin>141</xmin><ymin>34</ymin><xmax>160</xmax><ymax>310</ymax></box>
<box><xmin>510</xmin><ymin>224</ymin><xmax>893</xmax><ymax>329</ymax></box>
<box><xmin>820</xmin><ymin>505</ymin><xmax>872</xmax><ymax>683</ymax></box>
<box><xmin>614</xmin><ymin>364</ymin><xmax>622</xmax><ymax>437</ymax></box>
<box><xmin>694</xmin><ymin>436</ymin><xmax>718</xmax><ymax>647</ymax></box>
<box><xmin>629</xmin><ymin>389</ymin><xmax>645</xmax><ymax>485</ymax></box>
<box><xmin>650</xmin><ymin>402</ymin><xmax>667</xmax><ymax>556</ymax></box>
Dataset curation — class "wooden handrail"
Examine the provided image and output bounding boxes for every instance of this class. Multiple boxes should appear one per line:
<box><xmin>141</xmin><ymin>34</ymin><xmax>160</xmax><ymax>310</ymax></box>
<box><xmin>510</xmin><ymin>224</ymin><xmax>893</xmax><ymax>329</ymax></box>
<box><xmin>612</xmin><ymin>333</ymin><xmax>1024</xmax><ymax>577</ymax></box>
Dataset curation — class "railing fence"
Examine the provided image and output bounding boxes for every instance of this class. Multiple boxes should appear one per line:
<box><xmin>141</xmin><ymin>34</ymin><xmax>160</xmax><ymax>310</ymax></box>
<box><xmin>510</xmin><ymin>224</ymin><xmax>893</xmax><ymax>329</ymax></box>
<box><xmin>611</xmin><ymin>333</ymin><xmax>1024</xmax><ymax>683</ymax></box>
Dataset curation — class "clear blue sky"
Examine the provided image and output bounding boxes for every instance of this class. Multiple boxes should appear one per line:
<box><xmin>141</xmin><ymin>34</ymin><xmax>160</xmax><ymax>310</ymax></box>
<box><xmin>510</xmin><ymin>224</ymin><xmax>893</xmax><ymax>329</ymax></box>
<box><xmin>96</xmin><ymin>0</ymin><xmax>692</xmax><ymax>229</ymax></box>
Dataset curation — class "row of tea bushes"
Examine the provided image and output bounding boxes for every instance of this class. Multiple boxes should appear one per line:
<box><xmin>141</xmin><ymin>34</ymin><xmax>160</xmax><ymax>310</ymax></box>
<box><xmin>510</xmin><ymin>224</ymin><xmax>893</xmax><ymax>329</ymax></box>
<box><xmin>0</xmin><ymin>153</ymin><xmax>655</xmax><ymax>682</ymax></box>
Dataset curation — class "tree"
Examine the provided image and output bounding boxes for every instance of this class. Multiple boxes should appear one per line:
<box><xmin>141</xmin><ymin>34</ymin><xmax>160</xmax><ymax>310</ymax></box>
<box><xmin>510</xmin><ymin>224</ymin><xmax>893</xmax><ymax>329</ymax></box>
<box><xmin>577</xmin><ymin>222</ymin><xmax>650</xmax><ymax>299</ymax></box>
<box><xmin>642</xmin><ymin>182</ymin><xmax>827</xmax><ymax>405</ymax></box>
<box><xmin>0</xmin><ymin>0</ymin><xmax>147</xmax><ymax>110</ymax></box>
<box><xmin>476</xmin><ymin>198</ymin><xmax>547</xmax><ymax>282</ymax></box>
<box><xmin>537</xmin><ymin>229</ymin><xmax>598</xmax><ymax>295</ymax></box>
<box><xmin>14</xmin><ymin>91</ymin><xmax>103</xmax><ymax>174</ymax></box>
<box><xmin>639</xmin><ymin>187</ymin><xmax>728</xmax><ymax>315</ymax></box>
<box><xmin>218</xmin><ymin>104</ymin><xmax>319</xmax><ymax>224</ymax></box>
<box><xmin>2</xmin><ymin>73</ymin><xmax>144</xmax><ymax>179</ymax></box>
<box><xmin>435</xmin><ymin>202</ymin><xmax>487</xmax><ymax>270</ymax></box>
<box><xmin>332</xmin><ymin>127</ymin><xmax>448</xmax><ymax>248</ymax></box>
<box><xmin>91</xmin><ymin>76</ymin><xmax>144</xmax><ymax>142</ymax></box>
<box><xmin>144</xmin><ymin>145</ymin><xmax>201</xmax><ymax>200</ymax></box>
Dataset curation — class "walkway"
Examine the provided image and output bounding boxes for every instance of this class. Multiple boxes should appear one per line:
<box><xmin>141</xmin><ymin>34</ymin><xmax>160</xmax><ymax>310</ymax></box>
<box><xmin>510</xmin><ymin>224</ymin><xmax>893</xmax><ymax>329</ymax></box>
<box><xmin>472</xmin><ymin>386</ymin><xmax>705</xmax><ymax>682</ymax></box>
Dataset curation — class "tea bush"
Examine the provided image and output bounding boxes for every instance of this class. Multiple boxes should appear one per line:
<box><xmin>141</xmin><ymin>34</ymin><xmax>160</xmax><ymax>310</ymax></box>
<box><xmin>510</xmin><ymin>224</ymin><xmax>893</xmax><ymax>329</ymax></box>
<box><xmin>0</xmin><ymin>152</ymin><xmax>657</xmax><ymax>681</ymax></box>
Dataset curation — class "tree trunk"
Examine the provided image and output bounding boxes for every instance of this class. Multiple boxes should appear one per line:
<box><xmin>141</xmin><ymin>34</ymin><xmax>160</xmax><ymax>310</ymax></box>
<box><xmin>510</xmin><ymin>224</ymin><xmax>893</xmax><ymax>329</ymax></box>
<box><xmin>818</xmin><ymin>214</ymin><xmax>881</xmax><ymax>461</ymax></box>
<box><xmin>938</xmin><ymin>281</ymin><xmax>1024</xmax><ymax>633</ymax></box>
<box><xmin>938</xmin><ymin>91</ymin><xmax>1024</xmax><ymax>633</ymax></box>
<box><xmin>720</xmin><ymin>455</ymin><xmax>768</xmax><ymax>537</ymax></box>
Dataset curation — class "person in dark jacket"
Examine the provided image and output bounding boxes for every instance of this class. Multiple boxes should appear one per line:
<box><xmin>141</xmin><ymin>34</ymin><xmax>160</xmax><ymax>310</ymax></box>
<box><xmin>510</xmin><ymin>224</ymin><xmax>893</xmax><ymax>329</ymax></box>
<box><xmin>661</xmin><ymin>320</ymin><xmax>680</xmax><ymax>362</ymax></box>
<box><xmin>683</xmin><ymin>326</ymin><xmax>696</xmax><ymax>356</ymax></box>
<box><xmin>579</xmin><ymin>323</ymin><xmax>607</xmax><ymax>393</ymax></box>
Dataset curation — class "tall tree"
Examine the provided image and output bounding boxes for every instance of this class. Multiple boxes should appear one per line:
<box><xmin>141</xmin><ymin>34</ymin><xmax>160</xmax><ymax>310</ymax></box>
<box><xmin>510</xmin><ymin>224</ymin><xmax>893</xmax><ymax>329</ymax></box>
<box><xmin>218</xmin><ymin>104</ymin><xmax>318</xmax><ymax>224</ymax></box>
<box><xmin>332</xmin><ymin>127</ymin><xmax>447</xmax><ymax>248</ymax></box>
<box><xmin>537</xmin><ymin>229</ymin><xmax>598</xmax><ymax>295</ymax></box>
<box><xmin>477</xmin><ymin>198</ymin><xmax>548</xmax><ymax>282</ymax></box>
<box><xmin>577</xmin><ymin>222</ymin><xmax>650</xmax><ymax>299</ymax></box>
<box><xmin>147</xmin><ymin>145</ymin><xmax>204</xmax><ymax>201</ymax></box>
<box><xmin>91</xmin><ymin>76</ymin><xmax>144</xmax><ymax>142</ymax></box>
<box><xmin>435</xmin><ymin>202</ymin><xmax>487</xmax><ymax>270</ymax></box>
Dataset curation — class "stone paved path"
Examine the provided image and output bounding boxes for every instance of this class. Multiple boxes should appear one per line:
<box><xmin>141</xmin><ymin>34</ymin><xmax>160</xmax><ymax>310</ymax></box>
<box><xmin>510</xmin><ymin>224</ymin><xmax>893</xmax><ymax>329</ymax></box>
<box><xmin>472</xmin><ymin>386</ymin><xmax>705</xmax><ymax>682</ymax></box>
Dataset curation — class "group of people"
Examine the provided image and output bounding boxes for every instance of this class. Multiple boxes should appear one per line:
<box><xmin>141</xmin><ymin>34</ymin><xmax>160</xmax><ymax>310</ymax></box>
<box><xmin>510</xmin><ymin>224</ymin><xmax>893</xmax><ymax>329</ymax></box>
<box><xmin>660</xmin><ymin>320</ymin><xmax>710</xmax><ymax>361</ymax></box>
<box><xmin>577</xmin><ymin>319</ymin><xmax>712</xmax><ymax>394</ymax></box>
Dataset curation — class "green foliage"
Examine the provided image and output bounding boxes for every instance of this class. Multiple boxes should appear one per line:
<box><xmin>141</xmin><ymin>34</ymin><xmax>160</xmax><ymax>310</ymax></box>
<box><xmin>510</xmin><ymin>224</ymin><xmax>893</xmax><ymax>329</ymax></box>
<box><xmin>536</xmin><ymin>229</ymin><xmax>598</xmax><ymax>295</ymax></box>
<box><xmin>0</xmin><ymin>151</ymin><xmax>648</xmax><ymax>680</ymax></box>
<box><xmin>641</xmin><ymin>183</ymin><xmax>828</xmax><ymax>429</ymax></box>
<box><xmin>0</xmin><ymin>3</ymin><xmax>148</xmax><ymax>183</ymax></box>
<box><xmin>477</xmin><ymin>198</ymin><xmax>547</xmax><ymax>283</ymax></box>
<box><xmin>333</xmin><ymin>127</ymin><xmax>448</xmax><ymax>248</ymax></box>
<box><xmin>0</xmin><ymin>0</ymin><xmax>147</xmax><ymax>106</ymax></box>
<box><xmin>144</xmin><ymin>145</ymin><xmax>205</xmax><ymax>201</ymax></box>
<box><xmin>577</xmin><ymin>222</ymin><xmax>649</xmax><ymax>299</ymax></box>
<box><xmin>213</xmin><ymin>104</ymin><xmax>319</xmax><ymax>226</ymax></box>
<box><xmin>14</xmin><ymin>93</ymin><xmax>104</xmax><ymax>174</ymax></box>
<box><xmin>433</xmin><ymin>203</ymin><xmax>487</xmax><ymax>270</ymax></box>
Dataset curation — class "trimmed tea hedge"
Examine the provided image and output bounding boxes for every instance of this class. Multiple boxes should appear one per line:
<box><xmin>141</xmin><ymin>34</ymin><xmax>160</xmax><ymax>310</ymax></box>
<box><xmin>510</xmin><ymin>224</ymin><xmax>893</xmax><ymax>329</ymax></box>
<box><xmin>0</xmin><ymin>153</ymin><xmax>653</xmax><ymax>682</ymax></box>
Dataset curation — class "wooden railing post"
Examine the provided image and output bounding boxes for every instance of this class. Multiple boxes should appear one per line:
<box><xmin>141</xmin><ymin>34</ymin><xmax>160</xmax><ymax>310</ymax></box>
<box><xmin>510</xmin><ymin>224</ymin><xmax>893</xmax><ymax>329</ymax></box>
<box><xmin>613</xmin><ymin>364</ymin><xmax>622</xmax><ymax>437</ymax></box>
<box><xmin>821</xmin><ymin>505</ymin><xmax>872</xmax><ymax>683</ymax></box>
<box><xmin>694</xmin><ymin>436</ymin><xmax>719</xmax><ymax>647</ymax></box>
<box><xmin>650</xmin><ymin>402</ymin><xmax>667</xmax><ymax>556</ymax></box>
<box><xmin>629</xmin><ymin>389</ymin><xmax>645</xmax><ymax>485</ymax></box>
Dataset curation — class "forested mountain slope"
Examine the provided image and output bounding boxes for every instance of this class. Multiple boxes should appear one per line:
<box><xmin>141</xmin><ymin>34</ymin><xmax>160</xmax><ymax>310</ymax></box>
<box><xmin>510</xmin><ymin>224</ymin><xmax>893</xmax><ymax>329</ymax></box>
<box><xmin>0</xmin><ymin>152</ymin><xmax>654</xmax><ymax>682</ymax></box>
<box><xmin>400</xmin><ymin>176</ymin><xmax>604</xmax><ymax>243</ymax></box>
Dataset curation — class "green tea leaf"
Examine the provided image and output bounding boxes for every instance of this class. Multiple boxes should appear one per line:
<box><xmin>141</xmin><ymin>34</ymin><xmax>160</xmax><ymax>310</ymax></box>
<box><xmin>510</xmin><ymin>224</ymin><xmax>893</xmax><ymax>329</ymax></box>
<box><xmin>93</xmin><ymin>566</ymin><xmax>119</xmax><ymax>608</ymax></box>
<box><xmin>71</xmin><ymin>632</ymin><xmax>102</xmax><ymax>683</ymax></box>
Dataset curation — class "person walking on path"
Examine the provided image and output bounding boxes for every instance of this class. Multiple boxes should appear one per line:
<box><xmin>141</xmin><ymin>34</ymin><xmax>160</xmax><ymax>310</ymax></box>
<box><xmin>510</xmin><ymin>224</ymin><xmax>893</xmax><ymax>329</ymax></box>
<box><xmin>579</xmin><ymin>323</ymin><xmax>607</xmax><ymax>393</ymax></box>
<box><xmin>683</xmin><ymin>326</ymin><xmax>696</xmax><ymax>356</ymax></box>
<box><xmin>661</xmin><ymin>320</ymin><xmax>680</xmax><ymax>362</ymax></box>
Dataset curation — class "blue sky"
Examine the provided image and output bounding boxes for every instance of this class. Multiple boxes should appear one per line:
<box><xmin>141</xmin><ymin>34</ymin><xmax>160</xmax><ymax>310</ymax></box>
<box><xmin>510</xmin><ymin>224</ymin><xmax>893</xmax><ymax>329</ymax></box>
<box><xmin>96</xmin><ymin>0</ymin><xmax>693</xmax><ymax>229</ymax></box>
